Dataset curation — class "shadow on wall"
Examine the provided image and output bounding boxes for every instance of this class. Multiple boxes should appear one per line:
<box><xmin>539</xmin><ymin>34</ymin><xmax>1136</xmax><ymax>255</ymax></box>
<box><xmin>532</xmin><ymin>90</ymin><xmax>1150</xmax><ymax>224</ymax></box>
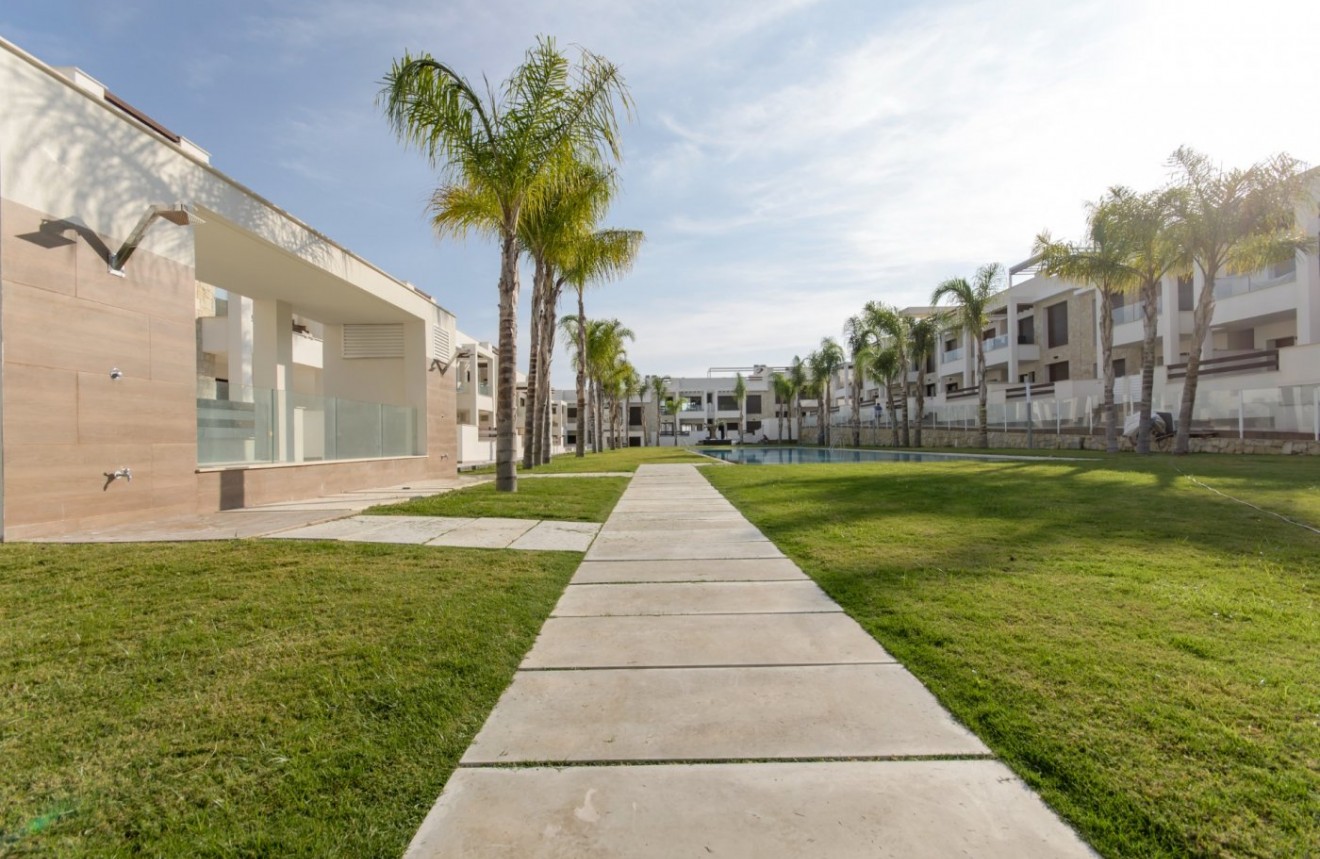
<box><xmin>219</xmin><ymin>470</ymin><xmax>246</xmax><ymax>510</ymax></box>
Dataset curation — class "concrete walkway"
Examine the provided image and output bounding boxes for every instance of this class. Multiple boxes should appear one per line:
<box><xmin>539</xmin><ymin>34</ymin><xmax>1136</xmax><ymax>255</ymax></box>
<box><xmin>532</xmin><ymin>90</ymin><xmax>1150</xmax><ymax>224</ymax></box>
<box><xmin>404</xmin><ymin>464</ymin><xmax>1095</xmax><ymax>857</ymax></box>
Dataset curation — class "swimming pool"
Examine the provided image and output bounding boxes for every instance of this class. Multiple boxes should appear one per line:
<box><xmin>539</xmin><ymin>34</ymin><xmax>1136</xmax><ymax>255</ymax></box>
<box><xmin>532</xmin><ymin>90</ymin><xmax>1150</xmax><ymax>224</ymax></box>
<box><xmin>697</xmin><ymin>446</ymin><xmax>1056</xmax><ymax>465</ymax></box>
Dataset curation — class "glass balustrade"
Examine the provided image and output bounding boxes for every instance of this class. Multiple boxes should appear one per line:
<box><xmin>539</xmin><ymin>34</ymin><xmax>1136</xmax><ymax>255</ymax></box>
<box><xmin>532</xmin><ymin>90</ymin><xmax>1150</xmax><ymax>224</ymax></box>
<box><xmin>198</xmin><ymin>381</ymin><xmax>420</xmax><ymax>466</ymax></box>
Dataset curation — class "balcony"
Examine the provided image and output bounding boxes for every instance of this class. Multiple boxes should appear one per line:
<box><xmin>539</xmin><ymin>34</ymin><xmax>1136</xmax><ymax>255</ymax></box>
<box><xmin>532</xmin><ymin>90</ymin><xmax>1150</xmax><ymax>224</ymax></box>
<box><xmin>942</xmin><ymin>347</ymin><xmax>964</xmax><ymax>363</ymax></box>
<box><xmin>1167</xmin><ymin>349</ymin><xmax>1279</xmax><ymax>381</ymax></box>
<box><xmin>985</xmin><ymin>334</ymin><xmax>1010</xmax><ymax>352</ymax></box>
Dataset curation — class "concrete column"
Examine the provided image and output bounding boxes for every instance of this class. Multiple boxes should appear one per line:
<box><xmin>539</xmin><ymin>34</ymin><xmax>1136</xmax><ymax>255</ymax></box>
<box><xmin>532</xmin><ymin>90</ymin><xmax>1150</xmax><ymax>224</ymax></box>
<box><xmin>404</xmin><ymin>319</ymin><xmax>427</xmax><ymax>456</ymax></box>
<box><xmin>252</xmin><ymin>299</ymin><xmax>293</xmax><ymax>461</ymax></box>
<box><xmin>226</xmin><ymin>293</ymin><xmax>254</xmax><ymax>400</ymax></box>
<box><xmin>1160</xmin><ymin>275</ymin><xmax>1180</xmax><ymax>367</ymax></box>
<box><xmin>1007</xmin><ymin>309</ymin><xmax>1019</xmax><ymax>383</ymax></box>
<box><xmin>962</xmin><ymin>329</ymin><xmax>974</xmax><ymax>388</ymax></box>
<box><xmin>1298</xmin><ymin>242</ymin><xmax>1320</xmax><ymax>344</ymax></box>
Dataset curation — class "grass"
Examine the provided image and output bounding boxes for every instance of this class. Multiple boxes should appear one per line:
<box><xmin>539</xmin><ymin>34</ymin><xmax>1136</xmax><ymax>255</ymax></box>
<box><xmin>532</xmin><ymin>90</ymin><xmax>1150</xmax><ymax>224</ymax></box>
<box><xmin>366</xmin><ymin>476</ymin><xmax>629</xmax><ymax>522</ymax></box>
<box><xmin>467</xmin><ymin>446</ymin><xmax>708</xmax><ymax>474</ymax></box>
<box><xmin>0</xmin><ymin>541</ymin><xmax>579</xmax><ymax>857</ymax></box>
<box><xmin>704</xmin><ymin>454</ymin><xmax>1319</xmax><ymax>858</ymax></box>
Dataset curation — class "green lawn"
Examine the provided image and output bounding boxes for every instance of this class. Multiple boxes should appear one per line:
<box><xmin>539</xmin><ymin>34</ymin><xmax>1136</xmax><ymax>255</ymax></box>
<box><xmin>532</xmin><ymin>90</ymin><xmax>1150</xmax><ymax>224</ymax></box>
<box><xmin>0</xmin><ymin>541</ymin><xmax>578</xmax><ymax>857</ymax></box>
<box><xmin>366</xmin><ymin>476</ymin><xmax>629</xmax><ymax>522</ymax></box>
<box><xmin>704</xmin><ymin>455</ymin><xmax>1319</xmax><ymax>859</ymax></box>
<box><xmin>468</xmin><ymin>446</ymin><xmax>708</xmax><ymax>475</ymax></box>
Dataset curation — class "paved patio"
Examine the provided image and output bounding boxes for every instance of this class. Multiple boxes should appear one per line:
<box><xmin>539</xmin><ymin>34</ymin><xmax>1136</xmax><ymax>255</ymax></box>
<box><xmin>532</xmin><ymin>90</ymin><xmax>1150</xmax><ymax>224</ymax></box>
<box><xmin>403</xmin><ymin>464</ymin><xmax>1096</xmax><ymax>857</ymax></box>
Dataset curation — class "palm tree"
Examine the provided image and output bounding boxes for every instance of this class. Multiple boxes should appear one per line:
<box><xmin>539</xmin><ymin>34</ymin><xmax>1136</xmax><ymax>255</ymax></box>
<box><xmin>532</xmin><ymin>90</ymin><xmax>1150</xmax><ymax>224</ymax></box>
<box><xmin>866</xmin><ymin>345</ymin><xmax>902</xmax><ymax>447</ymax></box>
<box><xmin>648</xmin><ymin>374</ymin><xmax>669</xmax><ymax>445</ymax></box>
<box><xmin>1166</xmin><ymin>147</ymin><xmax>1312</xmax><ymax>454</ymax></box>
<box><xmin>560</xmin><ymin>230</ymin><xmax>643</xmax><ymax>456</ymax></box>
<box><xmin>733</xmin><ymin>373</ymin><xmax>748</xmax><ymax>442</ymax></box>
<box><xmin>382</xmin><ymin>39</ymin><xmax>631</xmax><ymax>491</ymax></box>
<box><xmin>788</xmin><ymin>356</ymin><xmax>808</xmax><ymax>443</ymax></box>
<box><xmin>908</xmin><ymin>314</ymin><xmax>944</xmax><ymax>448</ymax></box>
<box><xmin>865</xmin><ymin>302</ymin><xmax>913</xmax><ymax>447</ymax></box>
<box><xmin>663</xmin><ymin>389</ymin><xmax>686</xmax><ymax>444</ymax></box>
<box><xmin>809</xmin><ymin>338</ymin><xmax>845</xmax><ymax>446</ymax></box>
<box><xmin>515</xmin><ymin>161</ymin><xmax>618</xmax><ymax>469</ymax></box>
<box><xmin>842</xmin><ymin>314</ymin><xmax>869</xmax><ymax>446</ymax></box>
<box><xmin>770</xmin><ymin>371</ymin><xmax>793</xmax><ymax>442</ymax></box>
<box><xmin>1107</xmin><ymin>186</ymin><xmax>1183</xmax><ymax>454</ymax></box>
<box><xmin>931</xmin><ymin>263</ymin><xmax>1002</xmax><ymax>449</ymax></box>
<box><xmin>1035</xmin><ymin>191</ymin><xmax>1137</xmax><ymax>454</ymax></box>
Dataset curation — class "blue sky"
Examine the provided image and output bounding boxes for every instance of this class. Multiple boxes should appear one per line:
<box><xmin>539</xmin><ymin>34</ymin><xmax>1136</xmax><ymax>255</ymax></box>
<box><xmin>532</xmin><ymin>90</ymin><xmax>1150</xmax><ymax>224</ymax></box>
<box><xmin>4</xmin><ymin>0</ymin><xmax>1317</xmax><ymax>385</ymax></box>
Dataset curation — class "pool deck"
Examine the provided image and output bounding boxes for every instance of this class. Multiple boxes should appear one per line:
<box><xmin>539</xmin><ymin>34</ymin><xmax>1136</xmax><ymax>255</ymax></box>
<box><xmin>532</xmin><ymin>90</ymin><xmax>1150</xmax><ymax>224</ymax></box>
<box><xmin>402</xmin><ymin>463</ymin><xmax>1096</xmax><ymax>857</ymax></box>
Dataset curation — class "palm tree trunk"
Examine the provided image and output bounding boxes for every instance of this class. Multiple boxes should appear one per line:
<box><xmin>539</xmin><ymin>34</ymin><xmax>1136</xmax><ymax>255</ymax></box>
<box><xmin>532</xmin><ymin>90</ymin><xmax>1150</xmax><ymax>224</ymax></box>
<box><xmin>593</xmin><ymin>380</ymin><xmax>604</xmax><ymax>453</ymax></box>
<box><xmin>851</xmin><ymin>370</ymin><xmax>861</xmax><ymax>446</ymax></box>
<box><xmin>1093</xmin><ymin>295</ymin><xmax>1117</xmax><ymax>453</ymax></box>
<box><xmin>1136</xmin><ymin>279</ymin><xmax>1159</xmax><ymax>454</ymax></box>
<box><xmin>976</xmin><ymin>340</ymin><xmax>988</xmax><ymax>449</ymax></box>
<box><xmin>886</xmin><ymin>383</ymin><xmax>900</xmax><ymax>447</ymax></box>
<box><xmin>495</xmin><ymin>231</ymin><xmax>520</xmax><ymax>492</ymax></box>
<box><xmin>522</xmin><ymin>261</ymin><xmax>545</xmax><ymax>470</ymax></box>
<box><xmin>900</xmin><ymin>377</ymin><xmax>911</xmax><ymax>448</ymax></box>
<box><xmin>793</xmin><ymin>395</ymin><xmax>801</xmax><ymax>443</ymax></box>
<box><xmin>537</xmin><ymin>287</ymin><xmax>557</xmax><ymax>464</ymax></box>
<box><xmin>1175</xmin><ymin>273</ymin><xmax>1216</xmax><ymax>454</ymax></box>
<box><xmin>1099</xmin><ymin>290</ymin><xmax>1118</xmax><ymax>453</ymax></box>
<box><xmin>574</xmin><ymin>290</ymin><xmax>587</xmax><ymax>458</ymax></box>
<box><xmin>914</xmin><ymin>371</ymin><xmax>925</xmax><ymax>448</ymax></box>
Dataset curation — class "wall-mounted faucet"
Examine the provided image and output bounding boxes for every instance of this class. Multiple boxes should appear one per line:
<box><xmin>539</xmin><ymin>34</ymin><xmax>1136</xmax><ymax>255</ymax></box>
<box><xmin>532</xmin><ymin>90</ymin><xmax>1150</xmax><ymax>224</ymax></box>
<box><xmin>102</xmin><ymin>467</ymin><xmax>132</xmax><ymax>491</ymax></box>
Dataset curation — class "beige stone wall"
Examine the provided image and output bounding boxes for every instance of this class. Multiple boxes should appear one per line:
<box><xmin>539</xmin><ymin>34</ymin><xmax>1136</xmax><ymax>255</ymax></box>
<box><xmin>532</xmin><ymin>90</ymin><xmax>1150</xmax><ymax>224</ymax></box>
<box><xmin>2</xmin><ymin>197</ymin><xmax>200</xmax><ymax>539</ymax></box>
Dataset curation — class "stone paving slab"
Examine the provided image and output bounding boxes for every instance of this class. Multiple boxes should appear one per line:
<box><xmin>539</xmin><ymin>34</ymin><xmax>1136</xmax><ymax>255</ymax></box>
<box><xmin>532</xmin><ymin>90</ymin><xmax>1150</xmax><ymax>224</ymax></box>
<box><xmin>341</xmin><ymin>516</ymin><xmax>473</xmax><ymax>544</ymax></box>
<box><xmin>596</xmin><ymin>518</ymin><xmax>765</xmax><ymax>535</ymax></box>
<box><xmin>523</xmin><ymin>613</ymin><xmax>894</xmax><ymax>669</ymax></box>
<box><xmin>461</xmin><ymin>665</ymin><xmax>989</xmax><ymax>763</ymax></box>
<box><xmin>427</xmin><ymin>518</ymin><xmax>540</xmax><ymax>548</ymax></box>
<box><xmin>585</xmin><ymin>539</ymin><xmax>784</xmax><ymax>561</ymax></box>
<box><xmin>405</xmin><ymin>761</ymin><xmax>1096</xmax><ymax>859</ymax></box>
<box><xmin>553</xmin><ymin>581</ymin><xmax>837</xmax><ymax>616</ymax></box>
<box><xmin>571</xmin><ymin>558</ymin><xmax>808</xmax><ymax>583</ymax></box>
<box><xmin>603</xmin><ymin>510</ymin><xmax>748</xmax><ymax>523</ymax></box>
<box><xmin>266</xmin><ymin>516</ymin><xmax>398</xmax><ymax>541</ymax></box>
<box><xmin>508</xmin><ymin>521</ymin><xmax>600</xmax><ymax>552</ymax></box>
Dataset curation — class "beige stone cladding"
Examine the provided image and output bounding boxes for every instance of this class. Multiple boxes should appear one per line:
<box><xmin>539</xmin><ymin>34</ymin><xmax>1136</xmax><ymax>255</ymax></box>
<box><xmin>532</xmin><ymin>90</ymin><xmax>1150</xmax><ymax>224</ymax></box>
<box><xmin>2</xmin><ymin>198</ymin><xmax>200</xmax><ymax>539</ymax></box>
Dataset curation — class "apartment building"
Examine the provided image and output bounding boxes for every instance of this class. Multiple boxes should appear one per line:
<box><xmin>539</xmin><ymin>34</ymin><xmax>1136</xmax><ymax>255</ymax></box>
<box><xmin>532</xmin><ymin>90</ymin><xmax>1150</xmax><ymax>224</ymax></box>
<box><xmin>560</xmin><ymin>368</ymin><xmax>794</xmax><ymax>448</ymax></box>
<box><xmin>0</xmin><ymin>37</ymin><xmax>461</xmax><ymax>538</ymax></box>
<box><xmin>452</xmin><ymin>331</ymin><xmax>567</xmax><ymax>467</ymax></box>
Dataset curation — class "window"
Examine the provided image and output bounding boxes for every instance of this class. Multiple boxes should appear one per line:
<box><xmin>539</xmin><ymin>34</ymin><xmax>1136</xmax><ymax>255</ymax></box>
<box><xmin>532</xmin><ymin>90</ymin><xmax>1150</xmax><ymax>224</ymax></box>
<box><xmin>629</xmin><ymin>406</ymin><xmax>643</xmax><ymax>426</ymax></box>
<box><xmin>566</xmin><ymin>407</ymin><xmax>577</xmax><ymax>419</ymax></box>
<box><xmin>1112</xmin><ymin>358</ymin><xmax>1126</xmax><ymax>377</ymax></box>
<box><xmin>945</xmin><ymin>338</ymin><xmax>958</xmax><ymax>352</ymax></box>
<box><xmin>1178</xmin><ymin>276</ymin><xmax>1194</xmax><ymax>311</ymax></box>
<box><xmin>1048</xmin><ymin>360</ymin><xmax>1070</xmax><ymax>382</ymax></box>
<box><xmin>717</xmin><ymin>395</ymin><xmax>737</xmax><ymax>411</ymax></box>
<box><xmin>746</xmin><ymin>395</ymin><xmax>762</xmax><ymax>414</ymax></box>
<box><xmin>1046</xmin><ymin>301</ymin><xmax>1069</xmax><ymax>347</ymax></box>
<box><xmin>1018</xmin><ymin>316</ymin><xmax>1035</xmax><ymax>345</ymax></box>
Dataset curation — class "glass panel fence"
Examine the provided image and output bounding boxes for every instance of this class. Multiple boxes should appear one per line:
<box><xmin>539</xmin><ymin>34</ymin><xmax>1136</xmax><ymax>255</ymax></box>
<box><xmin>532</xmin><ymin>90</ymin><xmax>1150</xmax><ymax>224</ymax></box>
<box><xmin>198</xmin><ymin>381</ymin><xmax>420</xmax><ymax>466</ymax></box>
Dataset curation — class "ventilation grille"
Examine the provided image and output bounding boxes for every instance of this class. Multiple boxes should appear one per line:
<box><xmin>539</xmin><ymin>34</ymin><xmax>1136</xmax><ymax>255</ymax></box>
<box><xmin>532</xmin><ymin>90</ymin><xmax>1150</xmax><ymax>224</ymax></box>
<box><xmin>432</xmin><ymin>324</ymin><xmax>452</xmax><ymax>361</ymax></box>
<box><xmin>342</xmin><ymin>324</ymin><xmax>404</xmax><ymax>359</ymax></box>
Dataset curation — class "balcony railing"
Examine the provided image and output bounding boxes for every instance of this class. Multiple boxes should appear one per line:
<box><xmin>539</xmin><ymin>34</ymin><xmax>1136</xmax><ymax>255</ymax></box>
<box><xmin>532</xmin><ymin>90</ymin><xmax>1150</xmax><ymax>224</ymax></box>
<box><xmin>985</xmin><ymin>334</ymin><xmax>1010</xmax><ymax>351</ymax></box>
<box><xmin>478</xmin><ymin>381</ymin><xmax>493</xmax><ymax>396</ymax></box>
<box><xmin>942</xmin><ymin>347</ymin><xmax>964</xmax><ymax>363</ymax></box>
<box><xmin>1112</xmin><ymin>297</ymin><xmax>1162</xmax><ymax>326</ymax></box>
<box><xmin>198</xmin><ymin>381</ymin><xmax>419</xmax><ymax>467</ymax></box>
<box><xmin>1214</xmin><ymin>265</ymin><xmax>1296</xmax><ymax>300</ymax></box>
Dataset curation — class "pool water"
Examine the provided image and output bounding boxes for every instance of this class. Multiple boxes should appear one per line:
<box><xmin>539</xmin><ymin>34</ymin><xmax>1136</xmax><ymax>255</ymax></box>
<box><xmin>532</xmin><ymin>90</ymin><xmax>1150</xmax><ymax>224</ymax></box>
<box><xmin>698</xmin><ymin>446</ymin><xmax>1038</xmax><ymax>465</ymax></box>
